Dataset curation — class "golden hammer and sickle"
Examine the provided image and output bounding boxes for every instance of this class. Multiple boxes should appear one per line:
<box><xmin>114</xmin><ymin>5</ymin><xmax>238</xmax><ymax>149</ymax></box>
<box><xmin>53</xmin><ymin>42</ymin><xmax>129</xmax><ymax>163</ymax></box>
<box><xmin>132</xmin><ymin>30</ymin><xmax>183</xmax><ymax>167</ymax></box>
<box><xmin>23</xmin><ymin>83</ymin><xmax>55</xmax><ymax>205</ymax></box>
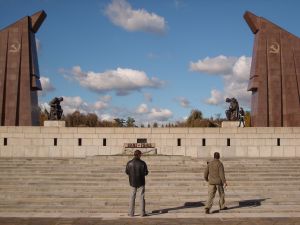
<box><xmin>269</xmin><ymin>42</ymin><xmax>280</xmax><ymax>54</ymax></box>
<box><xmin>9</xmin><ymin>42</ymin><xmax>21</xmax><ymax>53</ymax></box>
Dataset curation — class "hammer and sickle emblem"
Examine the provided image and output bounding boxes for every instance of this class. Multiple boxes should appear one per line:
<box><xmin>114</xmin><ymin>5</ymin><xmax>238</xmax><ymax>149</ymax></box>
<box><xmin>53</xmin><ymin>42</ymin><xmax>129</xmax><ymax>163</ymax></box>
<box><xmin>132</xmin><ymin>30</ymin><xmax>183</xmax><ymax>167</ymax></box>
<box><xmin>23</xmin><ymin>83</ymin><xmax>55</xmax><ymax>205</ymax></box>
<box><xmin>9</xmin><ymin>42</ymin><xmax>21</xmax><ymax>53</ymax></box>
<box><xmin>269</xmin><ymin>42</ymin><xmax>280</xmax><ymax>54</ymax></box>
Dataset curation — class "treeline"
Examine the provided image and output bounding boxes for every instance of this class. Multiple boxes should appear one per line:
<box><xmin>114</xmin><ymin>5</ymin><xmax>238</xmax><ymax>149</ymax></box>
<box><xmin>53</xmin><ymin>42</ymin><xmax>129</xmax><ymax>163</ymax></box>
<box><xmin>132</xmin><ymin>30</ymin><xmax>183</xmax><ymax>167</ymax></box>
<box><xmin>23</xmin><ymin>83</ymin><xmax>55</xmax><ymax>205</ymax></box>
<box><xmin>40</xmin><ymin>109</ymin><xmax>250</xmax><ymax>127</ymax></box>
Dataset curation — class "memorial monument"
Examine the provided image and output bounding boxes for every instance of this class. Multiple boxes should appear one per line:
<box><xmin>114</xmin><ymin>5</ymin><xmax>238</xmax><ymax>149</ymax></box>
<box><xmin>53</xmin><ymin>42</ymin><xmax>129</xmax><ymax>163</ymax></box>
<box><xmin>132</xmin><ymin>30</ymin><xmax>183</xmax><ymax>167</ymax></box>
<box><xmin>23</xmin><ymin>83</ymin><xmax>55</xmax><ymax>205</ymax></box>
<box><xmin>0</xmin><ymin>11</ymin><xmax>46</xmax><ymax>126</ymax></box>
<box><xmin>244</xmin><ymin>11</ymin><xmax>300</xmax><ymax>127</ymax></box>
<box><xmin>225</xmin><ymin>97</ymin><xmax>239</xmax><ymax>121</ymax></box>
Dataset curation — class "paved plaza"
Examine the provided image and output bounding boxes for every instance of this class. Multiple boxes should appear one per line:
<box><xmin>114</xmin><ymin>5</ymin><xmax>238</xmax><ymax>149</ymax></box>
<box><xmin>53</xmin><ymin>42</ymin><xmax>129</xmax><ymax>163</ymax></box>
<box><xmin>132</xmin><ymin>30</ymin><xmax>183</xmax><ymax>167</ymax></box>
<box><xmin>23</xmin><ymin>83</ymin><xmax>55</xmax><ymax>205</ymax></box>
<box><xmin>0</xmin><ymin>217</ymin><xmax>300</xmax><ymax>225</ymax></box>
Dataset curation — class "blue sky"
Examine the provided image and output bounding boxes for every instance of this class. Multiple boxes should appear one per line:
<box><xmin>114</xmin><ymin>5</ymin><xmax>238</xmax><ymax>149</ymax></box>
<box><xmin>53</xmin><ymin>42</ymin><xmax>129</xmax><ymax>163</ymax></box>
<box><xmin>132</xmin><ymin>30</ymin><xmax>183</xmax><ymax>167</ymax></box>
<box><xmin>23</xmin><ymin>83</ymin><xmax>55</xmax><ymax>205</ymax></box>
<box><xmin>1</xmin><ymin>0</ymin><xmax>300</xmax><ymax>125</ymax></box>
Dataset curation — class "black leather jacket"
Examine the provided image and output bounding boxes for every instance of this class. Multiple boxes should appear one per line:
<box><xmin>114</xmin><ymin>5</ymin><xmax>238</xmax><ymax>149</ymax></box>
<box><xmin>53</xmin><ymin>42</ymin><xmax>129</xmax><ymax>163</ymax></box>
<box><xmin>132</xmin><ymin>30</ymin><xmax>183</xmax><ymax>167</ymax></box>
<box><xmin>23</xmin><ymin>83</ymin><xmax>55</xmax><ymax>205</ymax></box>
<box><xmin>126</xmin><ymin>157</ymin><xmax>148</xmax><ymax>188</ymax></box>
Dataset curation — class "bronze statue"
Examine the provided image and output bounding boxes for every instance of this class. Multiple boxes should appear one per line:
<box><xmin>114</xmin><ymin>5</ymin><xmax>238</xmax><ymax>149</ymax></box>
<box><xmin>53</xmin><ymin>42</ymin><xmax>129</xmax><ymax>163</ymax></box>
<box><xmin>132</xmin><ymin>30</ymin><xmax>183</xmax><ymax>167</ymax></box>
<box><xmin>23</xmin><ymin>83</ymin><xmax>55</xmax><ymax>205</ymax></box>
<box><xmin>0</xmin><ymin>11</ymin><xmax>46</xmax><ymax>125</ymax></box>
<box><xmin>49</xmin><ymin>97</ymin><xmax>63</xmax><ymax>120</ymax></box>
<box><xmin>244</xmin><ymin>11</ymin><xmax>300</xmax><ymax>126</ymax></box>
<box><xmin>225</xmin><ymin>98</ymin><xmax>239</xmax><ymax>121</ymax></box>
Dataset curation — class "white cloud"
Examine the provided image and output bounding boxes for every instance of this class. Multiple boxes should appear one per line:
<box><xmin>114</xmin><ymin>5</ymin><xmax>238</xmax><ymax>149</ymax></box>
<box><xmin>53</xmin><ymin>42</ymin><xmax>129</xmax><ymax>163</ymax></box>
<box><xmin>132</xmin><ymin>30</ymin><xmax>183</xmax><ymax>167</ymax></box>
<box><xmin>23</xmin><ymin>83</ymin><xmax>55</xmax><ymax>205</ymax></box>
<box><xmin>189</xmin><ymin>55</ymin><xmax>237</xmax><ymax>75</ymax></box>
<box><xmin>190</xmin><ymin>55</ymin><xmax>252</xmax><ymax>108</ymax></box>
<box><xmin>175</xmin><ymin>97</ymin><xmax>190</xmax><ymax>108</ymax></box>
<box><xmin>148</xmin><ymin>108</ymin><xmax>173</xmax><ymax>121</ymax></box>
<box><xmin>205</xmin><ymin>89</ymin><xmax>223</xmax><ymax>105</ymax></box>
<box><xmin>105</xmin><ymin>0</ymin><xmax>167</xmax><ymax>34</ymax></box>
<box><xmin>39</xmin><ymin>76</ymin><xmax>55</xmax><ymax>96</ymax></box>
<box><xmin>63</xmin><ymin>66</ymin><xmax>164</xmax><ymax>96</ymax></box>
<box><xmin>36</xmin><ymin>38</ymin><xmax>41</xmax><ymax>52</ymax></box>
<box><xmin>136</xmin><ymin>103</ymin><xmax>148</xmax><ymax>114</ymax></box>
<box><xmin>61</xmin><ymin>96</ymin><xmax>89</xmax><ymax>115</ymax></box>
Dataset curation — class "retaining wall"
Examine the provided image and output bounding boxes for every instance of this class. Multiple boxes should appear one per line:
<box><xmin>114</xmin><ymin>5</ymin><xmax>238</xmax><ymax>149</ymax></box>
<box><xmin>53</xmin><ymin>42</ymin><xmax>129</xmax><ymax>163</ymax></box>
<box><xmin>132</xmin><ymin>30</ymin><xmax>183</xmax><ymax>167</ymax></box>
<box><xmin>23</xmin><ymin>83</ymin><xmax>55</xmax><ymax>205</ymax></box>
<box><xmin>1</xmin><ymin>126</ymin><xmax>300</xmax><ymax>158</ymax></box>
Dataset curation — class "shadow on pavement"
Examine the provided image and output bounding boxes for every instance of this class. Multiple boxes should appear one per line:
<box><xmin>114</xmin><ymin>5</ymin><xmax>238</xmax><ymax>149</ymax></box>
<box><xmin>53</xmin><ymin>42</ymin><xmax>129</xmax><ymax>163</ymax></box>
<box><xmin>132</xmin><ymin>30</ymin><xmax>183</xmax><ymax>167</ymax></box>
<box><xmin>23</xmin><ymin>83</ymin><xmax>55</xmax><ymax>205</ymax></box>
<box><xmin>149</xmin><ymin>201</ymin><xmax>205</xmax><ymax>216</ymax></box>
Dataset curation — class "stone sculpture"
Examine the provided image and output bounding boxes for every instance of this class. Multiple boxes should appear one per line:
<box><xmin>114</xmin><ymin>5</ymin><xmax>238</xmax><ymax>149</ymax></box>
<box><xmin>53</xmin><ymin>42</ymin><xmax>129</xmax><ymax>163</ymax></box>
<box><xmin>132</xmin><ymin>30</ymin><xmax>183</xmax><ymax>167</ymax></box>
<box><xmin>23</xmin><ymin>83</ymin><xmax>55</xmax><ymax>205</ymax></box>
<box><xmin>244</xmin><ymin>11</ymin><xmax>300</xmax><ymax>127</ymax></box>
<box><xmin>225</xmin><ymin>98</ymin><xmax>239</xmax><ymax>121</ymax></box>
<box><xmin>0</xmin><ymin>11</ymin><xmax>46</xmax><ymax>126</ymax></box>
<box><xmin>49</xmin><ymin>97</ymin><xmax>63</xmax><ymax>120</ymax></box>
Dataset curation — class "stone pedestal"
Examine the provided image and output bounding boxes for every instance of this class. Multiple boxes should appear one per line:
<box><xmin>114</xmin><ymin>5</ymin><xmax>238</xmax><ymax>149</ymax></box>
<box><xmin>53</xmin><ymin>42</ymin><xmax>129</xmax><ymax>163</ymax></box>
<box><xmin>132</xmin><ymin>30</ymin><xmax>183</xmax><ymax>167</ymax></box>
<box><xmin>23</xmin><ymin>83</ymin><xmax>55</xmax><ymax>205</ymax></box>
<box><xmin>123</xmin><ymin>148</ymin><xmax>157</xmax><ymax>155</ymax></box>
<box><xmin>44</xmin><ymin>120</ymin><xmax>66</xmax><ymax>127</ymax></box>
<box><xmin>221</xmin><ymin>121</ymin><xmax>240</xmax><ymax>128</ymax></box>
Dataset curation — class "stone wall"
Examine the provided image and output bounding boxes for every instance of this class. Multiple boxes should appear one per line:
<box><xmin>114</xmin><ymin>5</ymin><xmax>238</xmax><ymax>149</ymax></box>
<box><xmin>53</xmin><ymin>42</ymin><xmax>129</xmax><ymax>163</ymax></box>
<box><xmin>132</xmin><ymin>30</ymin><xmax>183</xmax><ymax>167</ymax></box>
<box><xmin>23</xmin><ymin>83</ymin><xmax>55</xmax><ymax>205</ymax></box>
<box><xmin>1</xmin><ymin>126</ymin><xmax>300</xmax><ymax>158</ymax></box>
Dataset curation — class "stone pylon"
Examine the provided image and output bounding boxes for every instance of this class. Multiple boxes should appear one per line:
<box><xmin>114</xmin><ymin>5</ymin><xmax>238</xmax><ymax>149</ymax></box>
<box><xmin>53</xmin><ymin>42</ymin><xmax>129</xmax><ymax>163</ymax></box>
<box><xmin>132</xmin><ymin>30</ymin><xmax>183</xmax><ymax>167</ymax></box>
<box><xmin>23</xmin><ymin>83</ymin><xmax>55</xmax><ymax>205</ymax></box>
<box><xmin>244</xmin><ymin>11</ymin><xmax>300</xmax><ymax>127</ymax></box>
<box><xmin>0</xmin><ymin>11</ymin><xmax>46</xmax><ymax>126</ymax></box>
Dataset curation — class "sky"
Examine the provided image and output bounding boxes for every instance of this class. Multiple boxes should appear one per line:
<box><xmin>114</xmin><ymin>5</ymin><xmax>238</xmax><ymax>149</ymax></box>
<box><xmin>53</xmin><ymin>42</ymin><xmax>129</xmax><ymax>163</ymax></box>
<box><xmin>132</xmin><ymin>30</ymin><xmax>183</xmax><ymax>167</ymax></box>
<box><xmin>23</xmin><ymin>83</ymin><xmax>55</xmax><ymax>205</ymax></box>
<box><xmin>1</xmin><ymin>0</ymin><xmax>300</xmax><ymax>125</ymax></box>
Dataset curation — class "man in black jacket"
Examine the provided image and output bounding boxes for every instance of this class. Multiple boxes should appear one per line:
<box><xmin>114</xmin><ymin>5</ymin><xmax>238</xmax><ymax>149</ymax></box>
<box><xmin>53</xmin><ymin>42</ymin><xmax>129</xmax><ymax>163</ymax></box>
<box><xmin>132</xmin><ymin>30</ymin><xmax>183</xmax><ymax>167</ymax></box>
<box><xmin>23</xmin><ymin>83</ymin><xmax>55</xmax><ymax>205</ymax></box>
<box><xmin>126</xmin><ymin>150</ymin><xmax>148</xmax><ymax>217</ymax></box>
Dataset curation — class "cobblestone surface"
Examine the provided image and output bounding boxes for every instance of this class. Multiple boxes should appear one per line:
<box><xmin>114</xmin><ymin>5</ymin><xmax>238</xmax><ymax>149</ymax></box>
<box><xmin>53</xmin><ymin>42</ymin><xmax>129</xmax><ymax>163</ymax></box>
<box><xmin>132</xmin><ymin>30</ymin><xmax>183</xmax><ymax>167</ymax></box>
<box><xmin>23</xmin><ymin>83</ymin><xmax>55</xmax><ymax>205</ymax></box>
<box><xmin>0</xmin><ymin>218</ymin><xmax>300</xmax><ymax>225</ymax></box>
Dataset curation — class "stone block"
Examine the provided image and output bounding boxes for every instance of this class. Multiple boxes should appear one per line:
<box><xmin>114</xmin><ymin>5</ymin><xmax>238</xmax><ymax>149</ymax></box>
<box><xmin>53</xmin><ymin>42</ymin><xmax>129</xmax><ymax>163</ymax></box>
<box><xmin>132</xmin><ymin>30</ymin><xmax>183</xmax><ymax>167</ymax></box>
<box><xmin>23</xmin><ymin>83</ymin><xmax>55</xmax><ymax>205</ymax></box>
<box><xmin>31</xmin><ymin>138</ymin><xmax>43</xmax><ymax>146</ymax></box>
<box><xmin>235</xmin><ymin>146</ymin><xmax>248</xmax><ymax>157</ymax></box>
<box><xmin>151</xmin><ymin>128</ymin><xmax>170</xmax><ymax>134</ymax></box>
<box><xmin>271</xmin><ymin>147</ymin><xmax>284</xmax><ymax>157</ymax></box>
<box><xmin>185</xmin><ymin>146</ymin><xmax>198</xmax><ymax>157</ymax></box>
<box><xmin>12</xmin><ymin>147</ymin><xmax>25</xmax><ymax>157</ymax></box>
<box><xmin>95</xmin><ymin>128</ymin><xmax>115</xmax><ymax>134</ymax></box>
<box><xmin>256</xmin><ymin>127</ymin><xmax>275</xmax><ymax>134</ymax></box>
<box><xmin>22</xmin><ymin>126</ymin><xmax>41</xmax><ymax>133</ymax></box>
<box><xmin>24</xmin><ymin>146</ymin><xmax>38</xmax><ymax>157</ymax></box>
<box><xmin>86</xmin><ymin>146</ymin><xmax>99</xmax><ymax>156</ymax></box>
<box><xmin>248</xmin><ymin>146</ymin><xmax>260</xmax><ymax>157</ymax></box>
<box><xmin>0</xmin><ymin>147</ymin><xmax>13</xmax><ymax>157</ymax></box>
<box><xmin>0</xmin><ymin>127</ymin><xmax>7</xmax><ymax>132</ymax></box>
<box><xmin>7</xmin><ymin>127</ymin><xmax>23</xmax><ymax>133</ymax></box>
<box><xmin>207</xmin><ymin>138</ymin><xmax>218</xmax><ymax>146</ymax></box>
<box><xmin>24</xmin><ymin>133</ymin><xmax>43</xmax><ymax>138</ymax></box>
<box><xmin>274</xmin><ymin>127</ymin><xmax>293</xmax><ymax>133</ymax></box>
<box><xmin>62</xmin><ymin>147</ymin><xmax>74</xmax><ymax>158</ymax></box>
<box><xmin>189</xmin><ymin>138</ymin><xmax>200</xmax><ymax>146</ymax></box>
<box><xmin>49</xmin><ymin>147</ymin><xmax>62</xmax><ymax>157</ymax></box>
<box><xmin>59</xmin><ymin>127</ymin><xmax>77</xmax><ymax>133</ymax></box>
<box><xmin>60</xmin><ymin>133</ymin><xmax>74</xmax><ymax>138</ymax></box>
<box><xmin>248</xmin><ymin>133</ymin><xmax>272</xmax><ymax>139</ymax></box>
<box><xmin>133</xmin><ymin>128</ymin><xmax>151</xmax><ymax>134</ymax></box>
<box><xmin>82</xmin><ymin>138</ymin><xmax>93</xmax><ymax>146</ymax></box>
<box><xmin>77</xmin><ymin>127</ymin><xmax>96</xmax><ymax>134</ymax></box>
<box><xmin>221</xmin><ymin>147</ymin><xmax>236</xmax><ymax>158</ymax></box>
<box><xmin>292</xmin><ymin>127</ymin><xmax>300</xmax><ymax>133</ymax></box>
<box><xmin>41</xmin><ymin>127</ymin><xmax>59</xmax><ymax>134</ymax></box>
<box><xmin>169</xmin><ymin>128</ymin><xmax>188</xmax><ymax>134</ymax></box>
<box><xmin>283</xmin><ymin>146</ymin><xmax>296</xmax><ymax>157</ymax></box>
<box><xmin>58</xmin><ymin>139</ymin><xmax>76</xmax><ymax>146</ymax></box>
<box><xmin>172</xmin><ymin>146</ymin><xmax>185</xmax><ymax>156</ymax></box>
<box><xmin>149</xmin><ymin>133</ymin><xmax>161</xmax><ymax>139</ymax></box>
<box><xmin>197</xmin><ymin>148</ymin><xmax>212</xmax><ymax>158</ymax></box>
<box><xmin>43</xmin><ymin>120</ymin><xmax>65</xmax><ymax>127</ymax></box>
<box><xmin>98</xmin><ymin>148</ymin><xmax>111</xmax><ymax>155</ymax></box>
<box><xmin>234</xmin><ymin>133</ymin><xmax>248</xmax><ymax>138</ymax></box>
<box><xmin>221</xmin><ymin>121</ymin><xmax>239</xmax><ymax>128</ymax></box>
<box><xmin>115</xmin><ymin>128</ymin><xmax>133</xmax><ymax>134</ymax></box>
<box><xmin>220</xmin><ymin>127</ymin><xmax>238</xmax><ymax>133</ymax></box>
<box><xmin>237</xmin><ymin>127</ymin><xmax>257</xmax><ymax>133</ymax></box>
<box><xmin>188</xmin><ymin>128</ymin><xmax>205</xmax><ymax>134</ymax></box>
<box><xmin>9</xmin><ymin>138</ymin><xmax>31</xmax><ymax>146</ymax></box>
<box><xmin>295</xmin><ymin>146</ymin><xmax>300</xmax><ymax>157</ymax></box>
<box><xmin>259</xmin><ymin>146</ymin><xmax>272</xmax><ymax>157</ymax></box>
<box><xmin>73</xmin><ymin>147</ymin><xmax>86</xmax><ymax>158</ymax></box>
<box><xmin>110</xmin><ymin>148</ymin><xmax>122</xmax><ymax>155</ymax></box>
<box><xmin>74</xmin><ymin>133</ymin><xmax>98</xmax><ymax>139</ymax></box>
<box><xmin>265</xmin><ymin>138</ymin><xmax>276</xmax><ymax>146</ymax></box>
<box><xmin>37</xmin><ymin>148</ymin><xmax>49</xmax><ymax>157</ymax></box>
<box><xmin>122</xmin><ymin>133</ymin><xmax>135</xmax><ymax>139</ymax></box>
<box><xmin>204</xmin><ymin>128</ymin><xmax>219</xmax><ymax>134</ymax></box>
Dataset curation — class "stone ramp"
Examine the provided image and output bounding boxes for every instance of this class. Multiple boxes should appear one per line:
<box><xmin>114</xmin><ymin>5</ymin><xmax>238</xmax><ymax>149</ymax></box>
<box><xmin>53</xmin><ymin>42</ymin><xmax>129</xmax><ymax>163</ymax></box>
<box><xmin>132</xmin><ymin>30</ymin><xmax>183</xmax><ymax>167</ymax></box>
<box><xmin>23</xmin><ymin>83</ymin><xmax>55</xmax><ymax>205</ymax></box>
<box><xmin>0</xmin><ymin>156</ymin><xmax>300</xmax><ymax>218</ymax></box>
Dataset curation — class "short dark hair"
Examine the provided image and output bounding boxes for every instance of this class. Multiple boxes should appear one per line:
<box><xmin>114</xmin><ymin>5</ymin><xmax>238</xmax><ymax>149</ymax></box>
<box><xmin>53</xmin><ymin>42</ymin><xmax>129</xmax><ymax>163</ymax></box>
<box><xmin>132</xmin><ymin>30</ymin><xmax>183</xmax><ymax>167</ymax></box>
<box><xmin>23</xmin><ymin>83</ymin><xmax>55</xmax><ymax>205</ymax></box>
<box><xmin>214</xmin><ymin>152</ymin><xmax>220</xmax><ymax>159</ymax></box>
<box><xmin>134</xmin><ymin>150</ymin><xmax>142</xmax><ymax>157</ymax></box>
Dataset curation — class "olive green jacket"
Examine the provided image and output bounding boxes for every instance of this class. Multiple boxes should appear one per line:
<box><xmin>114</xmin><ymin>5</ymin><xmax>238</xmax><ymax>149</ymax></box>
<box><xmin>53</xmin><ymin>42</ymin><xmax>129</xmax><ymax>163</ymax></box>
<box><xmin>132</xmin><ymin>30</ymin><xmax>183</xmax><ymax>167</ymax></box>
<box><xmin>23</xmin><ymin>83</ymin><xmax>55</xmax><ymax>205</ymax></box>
<box><xmin>204</xmin><ymin>159</ymin><xmax>226</xmax><ymax>185</ymax></box>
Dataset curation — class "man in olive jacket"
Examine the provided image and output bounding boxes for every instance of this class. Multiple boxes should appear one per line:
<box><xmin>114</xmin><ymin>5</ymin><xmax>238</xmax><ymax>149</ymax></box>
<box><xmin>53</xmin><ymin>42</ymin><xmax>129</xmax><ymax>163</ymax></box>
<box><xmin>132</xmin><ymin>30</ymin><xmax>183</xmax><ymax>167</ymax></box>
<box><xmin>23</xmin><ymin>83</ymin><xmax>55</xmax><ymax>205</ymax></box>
<box><xmin>126</xmin><ymin>150</ymin><xmax>148</xmax><ymax>217</ymax></box>
<box><xmin>204</xmin><ymin>152</ymin><xmax>227</xmax><ymax>214</ymax></box>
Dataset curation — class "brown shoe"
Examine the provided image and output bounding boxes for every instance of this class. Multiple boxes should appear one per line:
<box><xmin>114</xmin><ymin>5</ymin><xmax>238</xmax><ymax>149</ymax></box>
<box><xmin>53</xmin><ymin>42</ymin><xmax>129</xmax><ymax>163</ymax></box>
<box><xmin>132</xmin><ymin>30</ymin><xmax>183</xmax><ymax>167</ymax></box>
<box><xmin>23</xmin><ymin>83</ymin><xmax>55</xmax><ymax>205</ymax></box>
<box><xmin>205</xmin><ymin>208</ymin><xmax>210</xmax><ymax>214</ymax></box>
<box><xmin>220</xmin><ymin>207</ymin><xmax>228</xmax><ymax>210</ymax></box>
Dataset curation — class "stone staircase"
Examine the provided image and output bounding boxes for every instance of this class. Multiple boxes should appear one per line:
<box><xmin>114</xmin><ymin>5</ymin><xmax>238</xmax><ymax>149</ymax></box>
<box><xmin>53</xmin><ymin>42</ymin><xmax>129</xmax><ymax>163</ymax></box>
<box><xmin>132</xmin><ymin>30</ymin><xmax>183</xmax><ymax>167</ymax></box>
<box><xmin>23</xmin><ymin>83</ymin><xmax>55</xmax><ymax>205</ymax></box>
<box><xmin>0</xmin><ymin>155</ymin><xmax>299</xmax><ymax>218</ymax></box>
